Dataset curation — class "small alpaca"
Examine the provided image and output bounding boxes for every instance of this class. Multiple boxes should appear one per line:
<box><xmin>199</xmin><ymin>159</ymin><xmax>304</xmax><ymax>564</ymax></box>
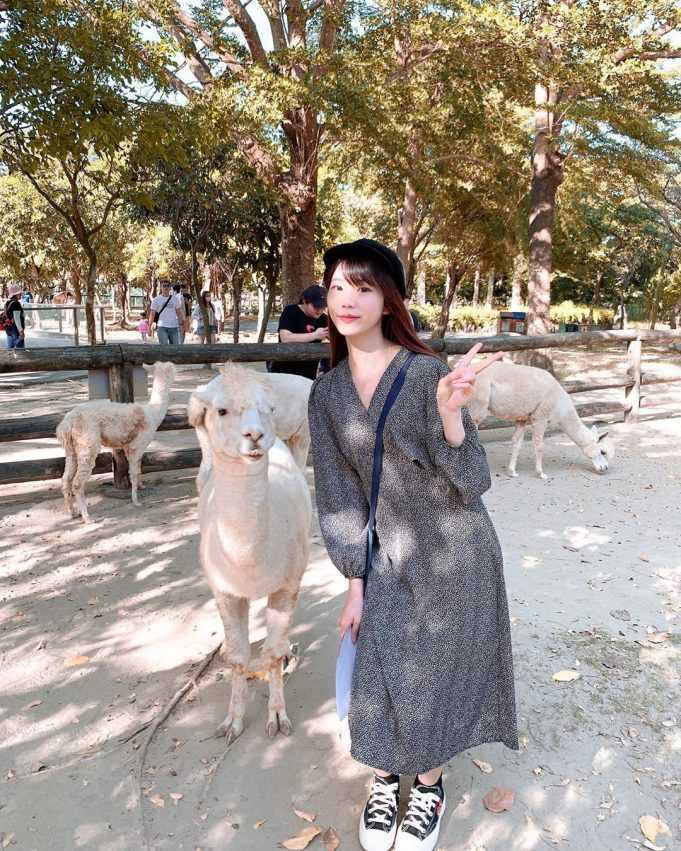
<box><xmin>194</xmin><ymin>367</ymin><xmax>312</xmax><ymax>492</ymax></box>
<box><xmin>188</xmin><ymin>364</ymin><xmax>311</xmax><ymax>742</ymax></box>
<box><xmin>57</xmin><ymin>361</ymin><xmax>177</xmax><ymax>521</ymax></box>
<box><xmin>467</xmin><ymin>360</ymin><xmax>615</xmax><ymax>478</ymax></box>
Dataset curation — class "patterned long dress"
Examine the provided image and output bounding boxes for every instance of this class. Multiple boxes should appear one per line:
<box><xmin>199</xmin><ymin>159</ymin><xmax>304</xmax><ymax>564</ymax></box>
<box><xmin>308</xmin><ymin>347</ymin><xmax>519</xmax><ymax>775</ymax></box>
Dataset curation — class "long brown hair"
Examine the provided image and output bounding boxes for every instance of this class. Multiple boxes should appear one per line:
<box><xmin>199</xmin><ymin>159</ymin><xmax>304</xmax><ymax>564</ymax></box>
<box><xmin>322</xmin><ymin>255</ymin><xmax>437</xmax><ymax>367</ymax></box>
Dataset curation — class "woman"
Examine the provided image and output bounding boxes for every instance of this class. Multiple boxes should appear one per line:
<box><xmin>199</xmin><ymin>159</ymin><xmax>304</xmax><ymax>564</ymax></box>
<box><xmin>270</xmin><ymin>284</ymin><xmax>329</xmax><ymax>379</ymax></box>
<box><xmin>308</xmin><ymin>239</ymin><xmax>518</xmax><ymax>851</ymax></box>
<box><xmin>191</xmin><ymin>291</ymin><xmax>218</xmax><ymax>343</ymax></box>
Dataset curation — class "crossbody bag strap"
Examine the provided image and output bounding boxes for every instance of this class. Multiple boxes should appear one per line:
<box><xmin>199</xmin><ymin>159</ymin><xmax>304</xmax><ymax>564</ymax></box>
<box><xmin>364</xmin><ymin>351</ymin><xmax>416</xmax><ymax>583</ymax></box>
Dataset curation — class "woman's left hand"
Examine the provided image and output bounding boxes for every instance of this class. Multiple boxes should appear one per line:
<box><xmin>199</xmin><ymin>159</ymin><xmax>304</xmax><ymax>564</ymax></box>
<box><xmin>436</xmin><ymin>343</ymin><xmax>503</xmax><ymax>413</ymax></box>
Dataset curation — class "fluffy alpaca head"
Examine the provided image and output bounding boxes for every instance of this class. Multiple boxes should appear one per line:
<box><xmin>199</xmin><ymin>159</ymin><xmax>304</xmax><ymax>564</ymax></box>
<box><xmin>583</xmin><ymin>426</ymin><xmax>615</xmax><ymax>473</ymax></box>
<box><xmin>188</xmin><ymin>364</ymin><xmax>275</xmax><ymax>463</ymax></box>
<box><xmin>145</xmin><ymin>361</ymin><xmax>177</xmax><ymax>384</ymax></box>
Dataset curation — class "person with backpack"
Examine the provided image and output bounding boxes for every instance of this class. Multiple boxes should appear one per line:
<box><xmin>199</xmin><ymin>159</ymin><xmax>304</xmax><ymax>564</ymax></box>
<box><xmin>148</xmin><ymin>280</ymin><xmax>184</xmax><ymax>345</ymax></box>
<box><xmin>308</xmin><ymin>240</ymin><xmax>518</xmax><ymax>851</ymax></box>
<box><xmin>1</xmin><ymin>284</ymin><xmax>27</xmax><ymax>349</ymax></box>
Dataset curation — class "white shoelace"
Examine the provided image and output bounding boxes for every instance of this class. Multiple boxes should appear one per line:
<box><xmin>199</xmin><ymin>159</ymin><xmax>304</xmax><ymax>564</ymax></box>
<box><xmin>401</xmin><ymin>786</ymin><xmax>440</xmax><ymax>834</ymax></box>
<box><xmin>366</xmin><ymin>778</ymin><xmax>399</xmax><ymax>828</ymax></box>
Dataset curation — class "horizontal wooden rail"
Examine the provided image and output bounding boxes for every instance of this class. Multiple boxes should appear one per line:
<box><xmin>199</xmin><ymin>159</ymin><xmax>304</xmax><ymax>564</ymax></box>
<box><xmin>1</xmin><ymin>330</ymin><xmax>680</xmax><ymax>375</ymax></box>
<box><xmin>0</xmin><ymin>447</ymin><xmax>203</xmax><ymax>486</ymax></box>
<box><xmin>2</xmin><ymin>371</ymin><xmax>681</xmax><ymax>445</ymax></box>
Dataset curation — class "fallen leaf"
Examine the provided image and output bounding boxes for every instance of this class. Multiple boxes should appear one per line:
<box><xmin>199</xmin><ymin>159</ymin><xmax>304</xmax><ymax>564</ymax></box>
<box><xmin>65</xmin><ymin>655</ymin><xmax>90</xmax><ymax>667</ymax></box>
<box><xmin>148</xmin><ymin>793</ymin><xmax>165</xmax><ymax>808</ymax></box>
<box><xmin>642</xmin><ymin>842</ymin><xmax>666</xmax><ymax>851</ymax></box>
<box><xmin>552</xmin><ymin>670</ymin><xmax>580</xmax><ymax>683</ymax></box>
<box><xmin>280</xmin><ymin>826</ymin><xmax>321</xmax><ymax>849</ymax></box>
<box><xmin>1</xmin><ymin>833</ymin><xmax>16</xmax><ymax>848</ymax></box>
<box><xmin>5</xmin><ymin>769</ymin><xmax>16</xmax><ymax>781</ymax></box>
<box><xmin>610</xmin><ymin>609</ymin><xmax>631</xmax><ymax>622</ymax></box>
<box><xmin>170</xmin><ymin>793</ymin><xmax>183</xmax><ymax>806</ymax></box>
<box><xmin>321</xmin><ymin>826</ymin><xmax>340</xmax><ymax>850</ymax></box>
<box><xmin>639</xmin><ymin>815</ymin><xmax>671</xmax><ymax>843</ymax></box>
<box><xmin>647</xmin><ymin>632</ymin><xmax>670</xmax><ymax>644</ymax></box>
<box><xmin>28</xmin><ymin>699</ymin><xmax>43</xmax><ymax>709</ymax></box>
<box><xmin>472</xmin><ymin>758</ymin><xmax>493</xmax><ymax>774</ymax></box>
<box><xmin>639</xmin><ymin>555</ymin><xmax>650</xmax><ymax>562</ymax></box>
<box><xmin>254</xmin><ymin>820</ymin><xmax>267</xmax><ymax>830</ymax></box>
<box><xmin>293</xmin><ymin>808</ymin><xmax>316</xmax><ymax>823</ymax></box>
<box><xmin>482</xmin><ymin>787</ymin><xmax>515</xmax><ymax>813</ymax></box>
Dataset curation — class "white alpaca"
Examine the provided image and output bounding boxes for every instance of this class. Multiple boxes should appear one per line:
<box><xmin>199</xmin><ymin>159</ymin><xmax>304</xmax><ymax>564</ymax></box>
<box><xmin>188</xmin><ymin>364</ymin><xmax>311</xmax><ymax>742</ymax></box>
<box><xmin>56</xmin><ymin>362</ymin><xmax>177</xmax><ymax>521</ymax></box>
<box><xmin>195</xmin><ymin>367</ymin><xmax>312</xmax><ymax>492</ymax></box>
<box><xmin>467</xmin><ymin>360</ymin><xmax>615</xmax><ymax>478</ymax></box>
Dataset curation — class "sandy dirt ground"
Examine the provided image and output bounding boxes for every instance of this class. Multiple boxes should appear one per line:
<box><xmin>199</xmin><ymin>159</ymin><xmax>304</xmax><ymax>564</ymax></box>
<box><xmin>1</xmin><ymin>342</ymin><xmax>681</xmax><ymax>851</ymax></box>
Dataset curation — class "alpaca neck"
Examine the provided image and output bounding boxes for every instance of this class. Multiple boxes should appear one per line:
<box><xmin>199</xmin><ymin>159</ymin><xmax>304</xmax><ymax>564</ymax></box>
<box><xmin>558</xmin><ymin>395</ymin><xmax>594</xmax><ymax>451</ymax></box>
<box><xmin>210</xmin><ymin>456</ymin><xmax>271</xmax><ymax>559</ymax></box>
<box><xmin>146</xmin><ymin>380</ymin><xmax>172</xmax><ymax>424</ymax></box>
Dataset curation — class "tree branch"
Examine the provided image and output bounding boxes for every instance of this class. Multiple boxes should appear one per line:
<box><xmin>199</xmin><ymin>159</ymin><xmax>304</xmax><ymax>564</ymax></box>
<box><xmin>222</xmin><ymin>0</ymin><xmax>269</xmax><ymax>67</ymax></box>
<box><xmin>612</xmin><ymin>22</ymin><xmax>679</xmax><ymax>64</ymax></box>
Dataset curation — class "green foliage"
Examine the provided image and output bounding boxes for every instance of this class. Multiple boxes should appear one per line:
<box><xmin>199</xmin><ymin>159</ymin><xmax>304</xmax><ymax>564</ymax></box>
<box><xmin>549</xmin><ymin>301</ymin><xmax>615</xmax><ymax>325</ymax></box>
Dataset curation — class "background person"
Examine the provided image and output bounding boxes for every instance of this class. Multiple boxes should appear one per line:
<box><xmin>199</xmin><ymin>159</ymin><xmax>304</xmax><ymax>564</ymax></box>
<box><xmin>270</xmin><ymin>284</ymin><xmax>329</xmax><ymax>380</ymax></box>
<box><xmin>3</xmin><ymin>284</ymin><xmax>26</xmax><ymax>349</ymax></box>
<box><xmin>149</xmin><ymin>281</ymin><xmax>183</xmax><ymax>345</ymax></box>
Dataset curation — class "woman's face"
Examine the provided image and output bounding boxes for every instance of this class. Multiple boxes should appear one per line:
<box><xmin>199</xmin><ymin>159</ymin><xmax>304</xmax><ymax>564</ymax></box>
<box><xmin>327</xmin><ymin>267</ymin><xmax>385</xmax><ymax>337</ymax></box>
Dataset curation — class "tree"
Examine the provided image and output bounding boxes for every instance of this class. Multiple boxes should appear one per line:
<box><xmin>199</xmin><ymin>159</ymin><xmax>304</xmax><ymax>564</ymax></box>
<box><xmin>0</xmin><ymin>1</ymin><xmax>173</xmax><ymax>341</ymax></box>
<box><xmin>515</xmin><ymin>0</ymin><xmax>681</xmax><ymax>333</ymax></box>
<box><xmin>135</xmin><ymin>0</ymin><xmax>352</xmax><ymax>305</ymax></box>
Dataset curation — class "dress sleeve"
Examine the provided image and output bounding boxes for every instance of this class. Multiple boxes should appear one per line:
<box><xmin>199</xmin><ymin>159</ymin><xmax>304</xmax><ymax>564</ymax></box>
<box><xmin>425</xmin><ymin>358</ymin><xmax>492</xmax><ymax>505</ymax></box>
<box><xmin>308</xmin><ymin>379</ymin><xmax>369</xmax><ymax>579</ymax></box>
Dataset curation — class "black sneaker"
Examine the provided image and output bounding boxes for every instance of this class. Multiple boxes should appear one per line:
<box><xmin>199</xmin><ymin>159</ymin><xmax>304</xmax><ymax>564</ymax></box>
<box><xmin>359</xmin><ymin>773</ymin><xmax>400</xmax><ymax>851</ymax></box>
<box><xmin>394</xmin><ymin>779</ymin><xmax>446</xmax><ymax>851</ymax></box>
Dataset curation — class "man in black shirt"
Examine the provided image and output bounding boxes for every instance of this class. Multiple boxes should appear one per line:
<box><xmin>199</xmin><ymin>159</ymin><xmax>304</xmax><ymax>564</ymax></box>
<box><xmin>270</xmin><ymin>285</ymin><xmax>329</xmax><ymax>380</ymax></box>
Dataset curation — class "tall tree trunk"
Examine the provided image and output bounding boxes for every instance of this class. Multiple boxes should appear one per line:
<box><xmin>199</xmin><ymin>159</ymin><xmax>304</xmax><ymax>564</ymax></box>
<box><xmin>472</xmin><ymin>268</ymin><xmax>480</xmax><ymax>306</ymax></box>
<box><xmin>70</xmin><ymin>267</ymin><xmax>83</xmax><ymax>303</ymax></box>
<box><xmin>649</xmin><ymin>275</ymin><xmax>663</xmax><ymax>330</ymax></box>
<box><xmin>191</xmin><ymin>245</ymin><xmax>211</xmax><ymax>344</ymax></box>
<box><xmin>511</xmin><ymin>254</ymin><xmax>524</xmax><ymax>310</ymax></box>
<box><xmin>415</xmin><ymin>266</ymin><xmax>426</xmax><ymax>305</ymax></box>
<box><xmin>434</xmin><ymin>264</ymin><xmax>460</xmax><ymax>337</ymax></box>
<box><xmin>397</xmin><ymin>174</ymin><xmax>418</xmax><ymax>282</ymax></box>
<box><xmin>116</xmin><ymin>273</ymin><xmax>129</xmax><ymax>327</ymax></box>
<box><xmin>485</xmin><ymin>269</ymin><xmax>495</xmax><ymax>308</ymax></box>
<box><xmin>85</xmin><ymin>255</ymin><xmax>97</xmax><ymax>345</ymax></box>
<box><xmin>589</xmin><ymin>271</ymin><xmax>603</xmax><ymax>323</ymax></box>
<box><xmin>232</xmin><ymin>274</ymin><xmax>243</xmax><ymax>343</ymax></box>
<box><xmin>257</xmin><ymin>272</ymin><xmax>278</xmax><ymax>343</ymax></box>
<box><xmin>527</xmin><ymin>82</ymin><xmax>565</xmax><ymax>337</ymax></box>
<box><xmin>279</xmin><ymin>108</ymin><xmax>319</xmax><ymax>306</ymax></box>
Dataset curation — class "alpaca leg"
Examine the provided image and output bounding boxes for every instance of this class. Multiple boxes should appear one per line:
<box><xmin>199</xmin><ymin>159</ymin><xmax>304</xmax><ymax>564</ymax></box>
<box><xmin>214</xmin><ymin>594</ymin><xmax>250</xmax><ymax>742</ymax></box>
<box><xmin>532</xmin><ymin>421</ymin><xmax>548</xmax><ymax>479</ymax></box>
<box><xmin>62</xmin><ymin>448</ymin><xmax>78</xmax><ymax>517</ymax></box>
<box><xmin>127</xmin><ymin>450</ymin><xmax>143</xmax><ymax>506</ymax></box>
<box><xmin>262</xmin><ymin>587</ymin><xmax>299</xmax><ymax>737</ymax></box>
<box><xmin>73</xmin><ymin>447</ymin><xmax>98</xmax><ymax>523</ymax></box>
<box><xmin>508</xmin><ymin>425</ymin><xmax>525</xmax><ymax>477</ymax></box>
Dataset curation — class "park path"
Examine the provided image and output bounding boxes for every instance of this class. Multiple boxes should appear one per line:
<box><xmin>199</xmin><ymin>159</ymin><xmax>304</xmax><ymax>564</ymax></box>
<box><xmin>1</xmin><ymin>406</ymin><xmax>681</xmax><ymax>850</ymax></box>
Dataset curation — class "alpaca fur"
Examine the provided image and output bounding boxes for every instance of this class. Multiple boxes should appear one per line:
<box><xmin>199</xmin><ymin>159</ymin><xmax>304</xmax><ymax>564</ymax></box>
<box><xmin>56</xmin><ymin>361</ymin><xmax>177</xmax><ymax>521</ymax></box>
<box><xmin>188</xmin><ymin>364</ymin><xmax>311</xmax><ymax>742</ymax></box>
<box><xmin>194</xmin><ymin>367</ymin><xmax>312</xmax><ymax>492</ymax></box>
<box><xmin>467</xmin><ymin>360</ymin><xmax>615</xmax><ymax>478</ymax></box>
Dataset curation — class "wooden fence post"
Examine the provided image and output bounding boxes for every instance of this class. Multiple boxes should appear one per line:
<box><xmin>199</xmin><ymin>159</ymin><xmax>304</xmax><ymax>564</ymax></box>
<box><xmin>624</xmin><ymin>339</ymin><xmax>641</xmax><ymax>422</ymax></box>
<box><xmin>73</xmin><ymin>307</ymin><xmax>79</xmax><ymax>346</ymax></box>
<box><xmin>108</xmin><ymin>362</ymin><xmax>134</xmax><ymax>488</ymax></box>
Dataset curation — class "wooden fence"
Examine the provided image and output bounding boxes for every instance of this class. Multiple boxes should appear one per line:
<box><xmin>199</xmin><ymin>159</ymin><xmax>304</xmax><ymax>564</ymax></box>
<box><xmin>1</xmin><ymin>329</ymin><xmax>680</xmax><ymax>488</ymax></box>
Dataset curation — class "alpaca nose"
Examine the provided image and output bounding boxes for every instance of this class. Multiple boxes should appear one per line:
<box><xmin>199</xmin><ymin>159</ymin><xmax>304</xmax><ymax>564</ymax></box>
<box><xmin>243</xmin><ymin>425</ymin><xmax>263</xmax><ymax>443</ymax></box>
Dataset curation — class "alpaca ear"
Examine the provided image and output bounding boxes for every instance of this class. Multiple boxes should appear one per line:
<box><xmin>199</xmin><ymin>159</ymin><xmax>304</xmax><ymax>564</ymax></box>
<box><xmin>142</xmin><ymin>363</ymin><xmax>153</xmax><ymax>373</ymax></box>
<box><xmin>188</xmin><ymin>391</ymin><xmax>211</xmax><ymax>428</ymax></box>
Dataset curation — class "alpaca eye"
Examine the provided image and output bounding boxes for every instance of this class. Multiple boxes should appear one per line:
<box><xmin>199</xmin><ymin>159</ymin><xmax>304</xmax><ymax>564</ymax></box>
<box><xmin>217</xmin><ymin>408</ymin><xmax>228</xmax><ymax>417</ymax></box>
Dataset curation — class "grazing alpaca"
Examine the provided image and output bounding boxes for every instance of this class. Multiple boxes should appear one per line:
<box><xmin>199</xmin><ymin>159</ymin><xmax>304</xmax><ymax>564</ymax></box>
<box><xmin>467</xmin><ymin>360</ymin><xmax>615</xmax><ymax>478</ymax></box>
<box><xmin>188</xmin><ymin>364</ymin><xmax>311</xmax><ymax>742</ymax></box>
<box><xmin>194</xmin><ymin>367</ymin><xmax>312</xmax><ymax>492</ymax></box>
<box><xmin>56</xmin><ymin>362</ymin><xmax>177</xmax><ymax>521</ymax></box>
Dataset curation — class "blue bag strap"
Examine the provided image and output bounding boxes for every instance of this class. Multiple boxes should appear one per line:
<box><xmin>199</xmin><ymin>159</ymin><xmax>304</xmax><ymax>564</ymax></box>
<box><xmin>364</xmin><ymin>351</ymin><xmax>416</xmax><ymax>583</ymax></box>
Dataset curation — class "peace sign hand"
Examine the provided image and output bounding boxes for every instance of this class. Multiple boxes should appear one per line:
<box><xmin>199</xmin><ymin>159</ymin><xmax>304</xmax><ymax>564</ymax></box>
<box><xmin>436</xmin><ymin>343</ymin><xmax>503</xmax><ymax>413</ymax></box>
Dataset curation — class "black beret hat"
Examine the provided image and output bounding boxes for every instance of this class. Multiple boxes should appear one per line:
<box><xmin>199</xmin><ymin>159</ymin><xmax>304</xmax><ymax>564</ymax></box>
<box><xmin>323</xmin><ymin>238</ymin><xmax>406</xmax><ymax>298</ymax></box>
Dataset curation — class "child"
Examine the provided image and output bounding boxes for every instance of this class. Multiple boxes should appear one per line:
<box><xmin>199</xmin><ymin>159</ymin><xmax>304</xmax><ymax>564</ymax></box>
<box><xmin>137</xmin><ymin>313</ymin><xmax>150</xmax><ymax>344</ymax></box>
<box><xmin>308</xmin><ymin>239</ymin><xmax>519</xmax><ymax>851</ymax></box>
